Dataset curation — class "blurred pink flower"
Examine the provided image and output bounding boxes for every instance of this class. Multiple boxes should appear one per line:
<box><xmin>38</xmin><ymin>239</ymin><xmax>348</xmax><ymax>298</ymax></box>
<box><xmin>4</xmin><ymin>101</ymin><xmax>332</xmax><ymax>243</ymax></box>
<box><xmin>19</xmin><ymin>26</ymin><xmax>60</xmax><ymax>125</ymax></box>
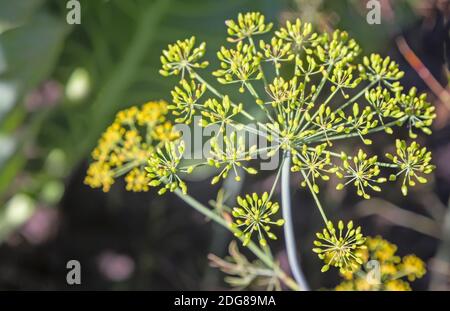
<box><xmin>97</xmin><ymin>251</ymin><xmax>135</xmax><ymax>282</ymax></box>
<box><xmin>25</xmin><ymin>80</ymin><xmax>62</xmax><ymax>111</ymax></box>
<box><xmin>21</xmin><ymin>207</ymin><xmax>59</xmax><ymax>245</ymax></box>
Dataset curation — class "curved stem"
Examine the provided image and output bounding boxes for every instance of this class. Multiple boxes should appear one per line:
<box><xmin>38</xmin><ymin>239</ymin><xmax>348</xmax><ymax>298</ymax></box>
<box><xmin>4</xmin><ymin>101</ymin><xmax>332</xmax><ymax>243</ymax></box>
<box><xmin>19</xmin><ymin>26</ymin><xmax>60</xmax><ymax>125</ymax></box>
<box><xmin>172</xmin><ymin>188</ymin><xmax>300</xmax><ymax>291</ymax></box>
<box><xmin>281</xmin><ymin>151</ymin><xmax>310</xmax><ymax>291</ymax></box>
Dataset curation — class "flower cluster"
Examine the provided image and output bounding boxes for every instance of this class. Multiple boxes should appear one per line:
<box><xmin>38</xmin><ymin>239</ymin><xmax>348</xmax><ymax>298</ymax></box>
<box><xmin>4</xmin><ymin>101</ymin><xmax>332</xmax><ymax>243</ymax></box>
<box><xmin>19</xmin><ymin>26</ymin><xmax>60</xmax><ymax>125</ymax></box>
<box><xmin>359</xmin><ymin>54</ymin><xmax>404</xmax><ymax>90</ymax></box>
<box><xmin>225</xmin><ymin>12</ymin><xmax>273</xmax><ymax>43</ymax></box>
<box><xmin>153</xmin><ymin>11</ymin><xmax>436</xmax><ymax>275</ymax></box>
<box><xmin>336</xmin><ymin>150</ymin><xmax>386</xmax><ymax>199</ymax></box>
<box><xmin>85</xmin><ymin>12</ymin><xmax>437</xmax><ymax>285</ymax></box>
<box><xmin>274</xmin><ymin>18</ymin><xmax>318</xmax><ymax>54</ymax></box>
<box><xmin>208</xmin><ymin>131</ymin><xmax>258</xmax><ymax>184</ymax></box>
<box><xmin>396</xmin><ymin>87</ymin><xmax>436</xmax><ymax>138</ymax></box>
<box><xmin>160</xmin><ymin>36</ymin><xmax>209</xmax><ymax>79</ymax></box>
<box><xmin>200</xmin><ymin>96</ymin><xmax>242</xmax><ymax>130</ymax></box>
<box><xmin>231</xmin><ymin>192</ymin><xmax>285</xmax><ymax>247</ymax></box>
<box><xmin>85</xmin><ymin>101</ymin><xmax>178</xmax><ymax>192</ymax></box>
<box><xmin>169</xmin><ymin>79</ymin><xmax>206</xmax><ymax>124</ymax></box>
<box><xmin>291</xmin><ymin>144</ymin><xmax>336</xmax><ymax>193</ymax></box>
<box><xmin>214</xmin><ymin>42</ymin><xmax>263</xmax><ymax>91</ymax></box>
<box><xmin>146</xmin><ymin>141</ymin><xmax>187</xmax><ymax>195</ymax></box>
<box><xmin>386</xmin><ymin>140</ymin><xmax>435</xmax><ymax>196</ymax></box>
<box><xmin>313</xmin><ymin>220</ymin><xmax>366</xmax><ymax>273</ymax></box>
<box><xmin>335</xmin><ymin>236</ymin><xmax>426</xmax><ymax>291</ymax></box>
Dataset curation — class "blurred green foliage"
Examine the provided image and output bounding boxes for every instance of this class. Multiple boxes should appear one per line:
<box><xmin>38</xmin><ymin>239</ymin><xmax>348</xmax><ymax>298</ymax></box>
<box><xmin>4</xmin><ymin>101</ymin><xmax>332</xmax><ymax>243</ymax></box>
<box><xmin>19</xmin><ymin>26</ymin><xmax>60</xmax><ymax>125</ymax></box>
<box><xmin>0</xmin><ymin>0</ymin><xmax>282</xmax><ymax>243</ymax></box>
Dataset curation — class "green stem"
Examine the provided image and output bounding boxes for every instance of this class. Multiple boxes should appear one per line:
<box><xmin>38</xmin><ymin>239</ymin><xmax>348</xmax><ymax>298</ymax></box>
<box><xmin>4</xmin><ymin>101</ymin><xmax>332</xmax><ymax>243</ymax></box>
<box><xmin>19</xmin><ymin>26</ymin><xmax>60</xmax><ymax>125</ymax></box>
<box><xmin>192</xmin><ymin>71</ymin><xmax>272</xmax><ymax>136</ymax></box>
<box><xmin>301</xmin><ymin>170</ymin><xmax>328</xmax><ymax>225</ymax></box>
<box><xmin>248</xmin><ymin>36</ymin><xmax>268</xmax><ymax>87</ymax></box>
<box><xmin>192</xmin><ymin>72</ymin><xmax>255</xmax><ymax>121</ymax></box>
<box><xmin>296</xmin><ymin>63</ymin><xmax>334</xmax><ymax>130</ymax></box>
<box><xmin>172</xmin><ymin>188</ymin><xmax>300</xmax><ymax>291</ymax></box>
<box><xmin>319</xmin><ymin>149</ymin><xmax>398</xmax><ymax>168</ymax></box>
<box><xmin>245</xmin><ymin>82</ymin><xmax>260</xmax><ymax>99</ymax></box>
<box><xmin>267</xmin><ymin>156</ymin><xmax>285</xmax><ymax>203</ymax></box>
<box><xmin>309</xmin><ymin>116</ymin><xmax>407</xmax><ymax>143</ymax></box>
<box><xmin>311</xmin><ymin>64</ymin><xmax>333</xmax><ymax>104</ymax></box>
<box><xmin>281</xmin><ymin>152</ymin><xmax>310</xmax><ymax>290</ymax></box>
<box><xmin>112</xmin><ymin>160</ymin><xmax>144</xmax><ymax>177</ymax></box>
<box><xmin>335</xmin><ymin>80</ymin><xmax>378</xmax><ymax>114</ymax></box>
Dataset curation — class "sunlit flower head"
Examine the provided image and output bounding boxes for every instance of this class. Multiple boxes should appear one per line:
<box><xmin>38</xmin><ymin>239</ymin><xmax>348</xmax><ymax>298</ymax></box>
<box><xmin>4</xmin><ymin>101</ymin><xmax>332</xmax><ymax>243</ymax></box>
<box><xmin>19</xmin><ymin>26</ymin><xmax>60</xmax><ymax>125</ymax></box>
<box><xmin>232</xmin><ymin>192</ymin><xmax>285</xmax><ymax>247</ymax></box>
<box><xmin>313</xmin><ymin>220</ymin><xmax>366</xmax><ymax>273</ymax></box>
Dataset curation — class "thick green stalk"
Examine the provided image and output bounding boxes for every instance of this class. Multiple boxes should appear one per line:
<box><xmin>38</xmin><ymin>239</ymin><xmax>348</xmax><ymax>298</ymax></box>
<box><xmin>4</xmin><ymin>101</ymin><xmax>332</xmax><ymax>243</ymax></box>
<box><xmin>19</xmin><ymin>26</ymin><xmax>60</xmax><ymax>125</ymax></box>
<box><xmin>281</xmin><ymin>152</ymin><xmax>310</xmax><ymax>291</ymax></box>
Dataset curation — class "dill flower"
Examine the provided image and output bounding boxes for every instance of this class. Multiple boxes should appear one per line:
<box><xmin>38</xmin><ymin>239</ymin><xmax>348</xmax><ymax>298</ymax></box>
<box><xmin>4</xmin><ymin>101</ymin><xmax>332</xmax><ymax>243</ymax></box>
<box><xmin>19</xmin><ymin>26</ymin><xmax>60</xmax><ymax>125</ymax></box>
<box><xmin>85</xmin><ymin>101</ymin><xmax>178</xmax><ymax>192</ymax></box>
<box><xmin>386</xmin><ymin>139</ymin><xmax>435</xmax><ymax>196</ymax></box>
<box><xmin>313</xmin><ymin>220</ymin><xmax>366</xmax><ymax>273</ymax></box>
<box><xmin>365</xmin><ymin>86</ymin><xmax>402</xmax><ymax>133</ymax></box>
<box><xmin>157</xmin><ymin>11</ymin><xmax>435</xmax><ymax>201</ymax></box>
<box><xmin>125</xmin><ymin>168</ymin><xmax>149</xmax><ymax>192</ymax></box>
<box><xmin>152</xmin><ymin>121</ymin><xmax>180</xmax><ymax>142</ymax></box>
<box><xmin>85</xmin><ymin>162</ymin><xmax>115</xmax><ymax>192</ymax></box>
<box><xmin>213</xmin><ymin>42</ymin><xmax>263</xmax><ymax>92</ymax></box>
<box><xmin>84</xmin><ymin>11</ymin><xmax>438</xmax><ymax>289</ymax></box>
<box><xmin>336</xmin><ymin>150</ymin><xmax>386</xmax><ymax>199</ymax></box>
<box><xmin>359</xmin><ymin>54</ymin><xmax>404</xmax><ymax>90</ymax></box>
<box><xmin>231</xmin><ymin>192</ymin><xmax>285</xmax><ymax>247</ymax></box>
<box><xmin>208</xmin><ymin>131</ymin><xmax>258</xmax><ymax>184</ymax></box>
<box><xmin>275</xmin><ymin>19</ymin><xmax>318</xmax><ymax>54</ymax></box>
<box><xmin>200</xmin><ymin>96</ymin><xmax>242</xmax><ymax>129</ymax></box>
<box><xmin>169</xmin><ymin>79</ymin><xmax>206</xmax><ymax>124</ymax></box>
<box><xmin>145</xmin><ymin>140</ymin><xmax>188</xmax><ymax>195</ymax></box>
<box><xmin>318</xmin><ymin>30</ymin><xmax>360</xmax><ymax>65</ymax></box>
<box><xmin>335</xmin><ymin>236</ymin><xmax>426</xmax><ymax>291</ymax></box>
<box><xmin>159</xmin><ymin>36</ymin><xmax>209</xmax><ymax>79</ymax></box>
<box><xmin>400</xmin><ymin>255</ymin><xmax>426</xmax><ymax>281</ymax></box>
<box><xmin>136</xmin><ymin>100</ymin><xmax>168</xmax><ymax>125</ymax></box>
<box><xmin>396</xmin><ymin>87</ymin><xmax>436</xmax><ymax>138</ymax></box>
<box><xmin>225</xmin><ymin>12</ymin><xmax>273</xmax><ymax>43</ymax></box>
<box><xmin>259</xmin><ymin>37</ymin><xmax>294</xmax><ymax>70</ymax></box>
<box><xmin>264</xmin><ymin>76</ymin><xmax>300</xmax><ymax>107</ymax></box>
<box><xmin>366</xmin><ymin>235</ymin><xmax>399</xmax><ymax>263</ymax></box>
<box><xmin>384</xmin><ymin>279</ymin><xmax>412</xmax><ymax>291</ymax></box>
<box><xmin>291</xmin><ymin>144</ymin><xmax>336</xmax><ymax>193</ymax></box>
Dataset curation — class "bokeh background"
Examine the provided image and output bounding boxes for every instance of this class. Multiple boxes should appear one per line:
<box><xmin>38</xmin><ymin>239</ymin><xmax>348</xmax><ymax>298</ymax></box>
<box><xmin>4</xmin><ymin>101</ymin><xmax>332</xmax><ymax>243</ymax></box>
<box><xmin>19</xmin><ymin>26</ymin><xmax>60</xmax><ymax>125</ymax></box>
<box><xmin>0</xmin><ymin>0</ymin><xmax>449</xmax><ymax>290</ymax></box>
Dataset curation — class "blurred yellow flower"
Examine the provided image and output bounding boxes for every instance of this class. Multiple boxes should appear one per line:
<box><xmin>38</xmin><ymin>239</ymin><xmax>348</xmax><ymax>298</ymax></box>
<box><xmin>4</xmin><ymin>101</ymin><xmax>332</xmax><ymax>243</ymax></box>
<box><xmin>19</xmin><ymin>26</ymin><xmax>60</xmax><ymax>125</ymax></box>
<box><xmin>335</xmin><ymin>236</ymin><xmax>426</xmax><ymax>291</ymax></box>
<box><xmin>401</xmin><ymin>255</ymin><xmax>426</xmax><ymax>281</ymax></box>
<box><xmin>84</xmin><ymin>162</ymin><xmax>114</xmax><ymax>192</ymax></box>
<box><xmin>85</xmin><ymin>100</ymin><xmax>179</xmax><ymax>192</ymax></box>
<box><xmin>384</xmin><ymin>279</ymin><xmax>411</xmax><ymax>291</ymax></box>
<box><xmin>125</xmin><ymin>168</ymin><xmax>150</xmax><ymax>192</ymax></box>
